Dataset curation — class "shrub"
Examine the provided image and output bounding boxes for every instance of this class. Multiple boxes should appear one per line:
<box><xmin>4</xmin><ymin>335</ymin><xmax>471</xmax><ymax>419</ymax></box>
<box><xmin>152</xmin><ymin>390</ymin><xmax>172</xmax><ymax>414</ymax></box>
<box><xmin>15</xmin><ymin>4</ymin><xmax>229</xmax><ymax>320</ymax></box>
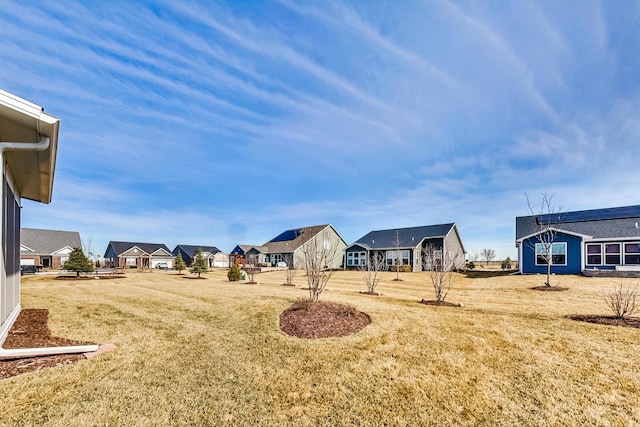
<box><xmin>336</xmin><ymin>303</ymin><xmax>359</xmax><ymax>317</ymax></box>
<box><xmin>227</xmin><ymin>264</ymin><xmax>242</xmax><ymax>281</ymax></box>
<box><xmin>466</xmin><ymin>261</ymin><xmax>475</xmax><ymax>270</ymax></box>
<box><xmin>291</xmin><ymin>297</ymin><xmax>311</xmax><ymax>311</ymax></box>
<box><xmin>603</xmin><ymin>282</ymin><xmax>639</xmax><ymax>319</ymax></box>
<box><xmin>501</xmin><ymin>257</ymin><xmax>512</xmax><ymax>270</ymax></box>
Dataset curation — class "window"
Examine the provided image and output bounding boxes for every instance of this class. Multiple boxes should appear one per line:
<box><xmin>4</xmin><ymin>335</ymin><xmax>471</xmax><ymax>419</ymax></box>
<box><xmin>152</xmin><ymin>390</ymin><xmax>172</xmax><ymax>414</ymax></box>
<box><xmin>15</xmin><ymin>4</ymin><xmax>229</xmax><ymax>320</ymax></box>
<box><xmin>125</xmin><ymin>257</ymin><xmax>137</xmax><ymax>266</ymax></box>
<box><xmin>624</xmin><ymin>243</ymin><xmax>640</xmax><ymax>265</ymax></box>
<box><xmin>604</xmin><ymin>243</ymin><xmax>621</xmax><ymax>265</ymax></box>
<box><xmin>535</xmin><ymin>242</ymin><xmax>566</xmax><ymax>266</ymax></box>
<box><xmin>386</xmin><ymin>250</ymin><xmax>410</xmax><ymax>266</ymax></box>
<box><xmin>347</xmin><ymin>251</ymin><xmax>366</xmax><ymax>266</ymax></box>
<box><xmin>586</xmin><ymin>244</ymin><xmax>602</xmax><ymax>265</ymax></box>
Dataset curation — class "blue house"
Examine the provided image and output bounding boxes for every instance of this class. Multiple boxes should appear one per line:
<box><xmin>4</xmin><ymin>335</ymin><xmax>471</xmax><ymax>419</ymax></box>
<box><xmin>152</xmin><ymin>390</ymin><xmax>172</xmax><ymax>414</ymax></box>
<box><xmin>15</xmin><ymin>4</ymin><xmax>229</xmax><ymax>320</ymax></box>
<box><xmin>516</xmin><ymin>205</ymin><xmax>640</xmax><ymax>275</ymax></box>
<box><xmin>345</xmin><ymin>223</ymin><xmax>466</xmax><ymax>272</ymax></box>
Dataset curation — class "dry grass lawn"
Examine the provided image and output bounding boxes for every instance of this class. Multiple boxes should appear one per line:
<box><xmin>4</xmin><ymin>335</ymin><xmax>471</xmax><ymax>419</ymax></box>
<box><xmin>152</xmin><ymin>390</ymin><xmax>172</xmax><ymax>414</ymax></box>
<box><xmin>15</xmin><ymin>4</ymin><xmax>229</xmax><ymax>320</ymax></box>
<box><xmin>2</xmin><ymin>269</ymin><xmax>639</xmax><ymax>426</ymax></box>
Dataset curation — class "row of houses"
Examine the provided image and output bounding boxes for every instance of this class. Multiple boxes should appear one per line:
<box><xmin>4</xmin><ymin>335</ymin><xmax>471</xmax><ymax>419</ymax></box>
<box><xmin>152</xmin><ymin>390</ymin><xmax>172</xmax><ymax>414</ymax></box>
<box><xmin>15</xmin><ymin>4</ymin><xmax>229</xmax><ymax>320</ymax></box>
<box><xmin>19</xmin><ymin>222</ymin><xmax>468</xmax><ymax>273</ymax></box>
<box><xmin>19</xmin><ymin>233</ymin><xmax>231</xmax><ymax>271</ymax></box>
<box><xmin>19</xmin><ymin>203</ymin><xmax>640</xmax><ymax>276</ymax></box>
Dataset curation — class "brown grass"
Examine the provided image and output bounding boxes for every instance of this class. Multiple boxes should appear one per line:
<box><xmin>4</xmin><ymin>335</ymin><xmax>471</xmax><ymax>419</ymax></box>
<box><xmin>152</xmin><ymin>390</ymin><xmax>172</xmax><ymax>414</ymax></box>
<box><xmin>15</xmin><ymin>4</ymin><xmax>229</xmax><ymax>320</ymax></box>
<box><xmin>2</xmin><ymin>270</ymin><xmax>640</xmax><ymax>425</ymax></box>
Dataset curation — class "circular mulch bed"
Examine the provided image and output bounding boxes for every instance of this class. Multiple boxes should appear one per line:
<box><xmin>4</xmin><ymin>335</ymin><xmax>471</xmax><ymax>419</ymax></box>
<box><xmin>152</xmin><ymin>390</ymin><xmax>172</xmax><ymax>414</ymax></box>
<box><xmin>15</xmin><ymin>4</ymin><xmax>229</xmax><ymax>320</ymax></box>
<box><xmin>279</xmin><ymin>301</ymin><xmax>371</xmax><ymax>339</ymax></box>
<box><xmin>567</xmin><ymin>314</ymin><xmax>640</xmax><ymax>328</ymax></box>
<box><xmin>282</xmin><ymin>283</ymin><xmax>296</xmax><ymax>287</ymax></box>
<box><xmin>531</xmin><ymin>286</ymin><xmax>569</xmax><ymax>291</ymax></box>
<box><xmin>419</xmin><ymin>299</ymin><xmax>463</xmax><ymax>307</ymax></box>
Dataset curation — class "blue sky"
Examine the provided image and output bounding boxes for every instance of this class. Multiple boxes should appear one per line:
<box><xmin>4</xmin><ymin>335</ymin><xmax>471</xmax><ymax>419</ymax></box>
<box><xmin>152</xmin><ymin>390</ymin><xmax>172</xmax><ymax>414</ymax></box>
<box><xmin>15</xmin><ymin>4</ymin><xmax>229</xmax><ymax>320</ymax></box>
<box><xmin>2</xmin><ymin>1</ymin><xmax>639</xmax><ymax>260</ymax></box>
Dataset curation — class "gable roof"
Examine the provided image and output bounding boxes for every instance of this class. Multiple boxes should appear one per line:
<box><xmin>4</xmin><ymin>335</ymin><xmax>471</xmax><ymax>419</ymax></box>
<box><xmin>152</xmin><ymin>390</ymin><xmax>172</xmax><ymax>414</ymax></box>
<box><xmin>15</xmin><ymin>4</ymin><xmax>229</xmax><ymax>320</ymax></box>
<box><xmin>516</xmin><ymin>204</ymin><xmax>640</xmax><ymax>241</ymax></box>
<box><xmin>105</xmin><ymin>241</ymin><xmax>172</xmax><ymax>257</ymax></box>
<box><xmin>173</xmin><ymin>245</ymin><xmax>221</xmax><ymax>258</ymax></box>
<box><xmin>20</xmin><ymin>228</ymin><xmax>81</xmax><ymax>255</ymax></box>
<box><xmin>350</xmin><ymin>223</ymin><xmax>456</xmax><ymax>250</ymax></box>
<box><xmin>230</xmin><ymin>245</ymin><xmax>267</xmax><ymax>255</ymax></box>
<box><xmin>0</xmin><ymin>89</ymin><xmax>59</xmax><ymax>204</ymax></box>
<box><xmin>263</xmin><ymin>224</ymin><xmax>337</xmax><ymax>254</ymax></box>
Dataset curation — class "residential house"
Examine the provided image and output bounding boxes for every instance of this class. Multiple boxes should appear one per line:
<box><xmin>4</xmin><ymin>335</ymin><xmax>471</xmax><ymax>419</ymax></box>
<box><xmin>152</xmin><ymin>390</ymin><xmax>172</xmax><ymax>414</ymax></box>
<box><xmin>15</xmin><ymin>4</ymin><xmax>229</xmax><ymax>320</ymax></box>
<box><xmin>0</xmin><ymin>89</ymin><xmax>60</xmax><ymax>343</ymax></box>
<box><xmin>229</xmin><ymin>245</ymin><xmax>268</xmax><ymax>266</ymax></box>
<box><xmin>20</xmin><ymin>228</ymin><xmax>82</xmax><ymax>269</ymax></box>
<box><xmin>345</xmin><ymin>223</ymin><xmax>466</xmax><ymax>272</ymax></box>
<box><xmin>516</xmin><ymin>205</ymin><xmax>640</xmax><ymax>275</ymax></box>
<box><xmin>173</xmin><ymin>245</ymin><xmax>229</xmax><ymax>268</ymax></box>
<box><xmin>262</xmin><ymin>225</ymin><xmax>347</xmax><ymax>270</ymax></box>
<box><xmin>104</xmin><ymin>241</ymin><xmax>175</xmax><ymax>269</ymax></box>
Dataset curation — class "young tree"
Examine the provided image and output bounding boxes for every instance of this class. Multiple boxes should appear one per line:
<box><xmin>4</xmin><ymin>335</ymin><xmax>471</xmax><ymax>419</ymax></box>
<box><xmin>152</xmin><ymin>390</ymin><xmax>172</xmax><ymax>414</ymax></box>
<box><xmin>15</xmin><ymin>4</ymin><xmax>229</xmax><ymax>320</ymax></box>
<box><xmin>501</xmin><ymin>257</ymin><xmax>512</xmax><ymax>270</ymax></box>
<box><xmin>526</xmin><ymin>192</ymin><xmax>563</xmax><ymax>287</ymax></box>
<box><xmin>423</xmin><ymin>244</ymin><xmax>463</xmax><ymax>303</ymax></box>
<box><xmin>392</xmin><ymin>230</ymin><xmax>404</xmax><ymax>281</ymax></box>
<box><xmin>301</xmin><ymin>229</ymin><xmax>339</xmax><ymax>302</ymax></box>
<box><xmin>227</xmin><ymin>264</ymin><xmax>242</xmax><ymax>281</ymax></box>
<box><xmin>244</xmin><ymin>266</ymin><xmax>260</xmax><ymax>284</ymax></box>
<box><xmin>480</xmin><ymin>248</ymin><xmax>496</xmax><ymax>266</ymax></box>
<box><xmin>190</xmin><ymin>247</ymin><xmax>208</xmax><ymax>278</ymax></box>
<box><xmin>174</xmin><ymin>252</ymin><xmax>187</xmax><ymax>274</ymax></box>
<box><xmin>62</xmin><ymin>247</ymin><xmax>94</xmax><ymax>277</ymax></box>
<box><xmin>360</xmin><ymin>251</ymin><xmax>386</xmax><ymax>294</ymax></box>
<box><xmin>282</xmin><ymin>253</ymin><xmax>297</xmax><ymax>286</ymax></box>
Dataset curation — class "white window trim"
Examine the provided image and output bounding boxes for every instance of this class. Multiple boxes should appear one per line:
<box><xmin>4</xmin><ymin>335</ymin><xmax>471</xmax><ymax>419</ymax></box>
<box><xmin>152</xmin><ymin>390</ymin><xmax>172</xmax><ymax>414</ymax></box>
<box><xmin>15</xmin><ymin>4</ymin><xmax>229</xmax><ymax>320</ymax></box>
<box><xmin>585</xmin><ymin>243</ymin><xmax>602</xmax><ymax>266</ymax></box>
<box><xmin>535</xmin><ymin>242</ymin><xmax>567</xmax><ymax>266</ymax></box>
<box><xmin>623</xmin><ymin>241</ymin><xmax>640</xmax><ymax>265</ymax></box>
<box><xmin>604</xmin><ymin>243</ymin><xmax>622</xmax><ymax>266</ymax></box>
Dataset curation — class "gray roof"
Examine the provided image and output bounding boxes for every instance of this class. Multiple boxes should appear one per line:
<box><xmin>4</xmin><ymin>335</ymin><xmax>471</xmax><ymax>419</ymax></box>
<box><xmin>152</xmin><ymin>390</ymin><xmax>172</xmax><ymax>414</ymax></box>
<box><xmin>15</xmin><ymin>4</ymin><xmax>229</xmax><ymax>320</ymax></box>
<box><xmin>21</xmin><ymin>228</ymin><xmax>81</xmax><ymax>255</ymax></box>
<box><xmin>173</xmin><ymin>245</ymin><xmax>221</xmax><ymax>257</ymax></box>
<box><xmin>105</xmin><ymin>241</ymin><xmax>172</xmax><ymax>257</ymax></box>
<box><xmin>263</xmin><ymin>225</ymin><xmax>331</xmax><ymax>254</ymax></box>
<box><xmin>350</xmin><ymin>223</ymin><xmax>456</xmax><ymax>250</ymax></box>
<box><xmin>516</xmin><ymin>205</ymin><xmax>640</xmax><ymax>241</ymax></box>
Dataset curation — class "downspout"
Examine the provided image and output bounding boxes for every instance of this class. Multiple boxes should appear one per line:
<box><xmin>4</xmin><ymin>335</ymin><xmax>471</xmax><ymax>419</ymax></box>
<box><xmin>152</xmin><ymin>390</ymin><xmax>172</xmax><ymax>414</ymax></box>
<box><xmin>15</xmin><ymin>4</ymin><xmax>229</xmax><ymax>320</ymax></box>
<box><xmin>0</xmin><ymin>136</ymin><xmax>100</xmax><ymax>359</ymax></box>
<box><xmin>0</xmin><ymin>136</ymin><xmax>51</xmax><ymax>154</ymax></box>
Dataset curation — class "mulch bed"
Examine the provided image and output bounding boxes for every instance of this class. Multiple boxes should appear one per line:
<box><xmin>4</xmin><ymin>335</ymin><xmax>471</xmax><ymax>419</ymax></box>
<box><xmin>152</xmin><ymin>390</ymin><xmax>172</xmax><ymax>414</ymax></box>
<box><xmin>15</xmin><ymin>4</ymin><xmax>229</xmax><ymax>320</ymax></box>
<box><xmin>279</xmin><ymin>301</ymin><xmax>371</xmax><ymax>339</ymax></box>
<box><xmin>531</xmin><ymin>286</ymin><xmax>569</xmax><ymax>291</ymax></box>
<box><xmin>419</xmin><ymin>299</ymin><xmax>463</xmax><ymax>307</ymax></box>
<box><xmin>360</xmin><ymin>291</ymin><xmax>380</xmax><ymax>296</ymax></box>
<box><xmin>567</xmin><ymin>314</ymin><xmax>640</xmax><ymax>329</ymax></box>
<box><xmin>1</xmin><ymin>309</ymin><xmax>91</xmax><ymax>380</ymax></box>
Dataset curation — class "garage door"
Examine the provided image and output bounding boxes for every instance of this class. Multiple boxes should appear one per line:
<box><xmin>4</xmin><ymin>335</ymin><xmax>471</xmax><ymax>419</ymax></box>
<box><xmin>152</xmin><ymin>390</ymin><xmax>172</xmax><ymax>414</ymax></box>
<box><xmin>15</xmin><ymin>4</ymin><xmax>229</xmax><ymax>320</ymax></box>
<box><xmin>21</xmin><ymin>258</ymin><xmax>35</xmax><ymax>266</ymax></box>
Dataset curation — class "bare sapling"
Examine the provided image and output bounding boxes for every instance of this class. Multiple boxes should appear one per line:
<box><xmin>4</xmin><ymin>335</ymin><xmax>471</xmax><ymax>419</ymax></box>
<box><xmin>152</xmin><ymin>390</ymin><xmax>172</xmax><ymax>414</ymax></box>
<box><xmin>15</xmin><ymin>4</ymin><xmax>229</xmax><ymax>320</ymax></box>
<box><xmin>302</xmin><ymin>230</ymin><xmax>339</xmax><ymax>302</ymax></box>
<box><xmin>603</xmin><ymin>282</ymin><xmax>639</xmax><ymax>319</ymax></box>
<box><xmin>360</xmin><ymin>251</ymin><xmax>386</xmax><ymax>294</ymax></box>
<box><xmin>283</xmin><ymin>253</ymin><xmax>297</xmax><ymax>286</ymax></box>
<box><xmin>526</xmin><ymin>192</ymin><xmax>563</xmax><ymax>287</ymax></box>
<box><xmin>423</xmin><ymin>244</ymin><xmax>462</xmax><ymax>303</ymax></box>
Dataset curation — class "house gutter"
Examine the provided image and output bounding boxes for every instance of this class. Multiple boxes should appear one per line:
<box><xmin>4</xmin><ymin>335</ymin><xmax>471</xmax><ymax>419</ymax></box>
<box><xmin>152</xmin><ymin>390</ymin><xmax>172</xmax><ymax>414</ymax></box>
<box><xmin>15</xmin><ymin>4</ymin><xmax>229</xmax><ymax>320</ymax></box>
<box><xmin>0</xmin><ymin>136</ymin><xmax>50</xmax><ymax>155</ymax></box>
<box><xmin>0</xmin><ymin>136</ymin><xmax>100</xmax><ymax>359</ymax></box>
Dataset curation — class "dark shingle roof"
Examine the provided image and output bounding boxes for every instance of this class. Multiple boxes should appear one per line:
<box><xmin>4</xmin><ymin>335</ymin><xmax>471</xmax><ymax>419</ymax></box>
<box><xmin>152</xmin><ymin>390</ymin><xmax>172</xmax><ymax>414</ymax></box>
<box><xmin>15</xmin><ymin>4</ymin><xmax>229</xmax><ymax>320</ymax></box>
<box><xmin>106</xmin><ymin>241</ymin><xmax>172</xmax><ymax>256</ymax></box>
<box><xmin>352</xmin><ymin>224</ymin><xmax>456</xmax><ymax>250</ymax></box>
<box><xmin>516</xmin><ymin>205</ymin><xmax>640</xmax><ymax>240</ymax></box>
<box><xmin>263</xmin><ymin>225</ymin><xmax>330</xmax><ymax>253</ymax></box>
<box><xmin>21</xmin><ymin>228</ymin><xmax>81</xmax><ymax>255</ymax></box>
<box><xmin>173</xmin><ymin>245</ymin><xmax>221</xmax><ymax>257</ymax></box>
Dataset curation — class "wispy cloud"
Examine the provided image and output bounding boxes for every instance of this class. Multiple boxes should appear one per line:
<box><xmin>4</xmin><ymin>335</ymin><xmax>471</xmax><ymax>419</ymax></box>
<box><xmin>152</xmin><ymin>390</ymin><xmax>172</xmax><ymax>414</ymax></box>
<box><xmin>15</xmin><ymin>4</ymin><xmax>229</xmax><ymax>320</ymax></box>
<box><xmin>4</xmin><ymin>0</ymin><xmax>639</xmax><ymax>259</ymax></box>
